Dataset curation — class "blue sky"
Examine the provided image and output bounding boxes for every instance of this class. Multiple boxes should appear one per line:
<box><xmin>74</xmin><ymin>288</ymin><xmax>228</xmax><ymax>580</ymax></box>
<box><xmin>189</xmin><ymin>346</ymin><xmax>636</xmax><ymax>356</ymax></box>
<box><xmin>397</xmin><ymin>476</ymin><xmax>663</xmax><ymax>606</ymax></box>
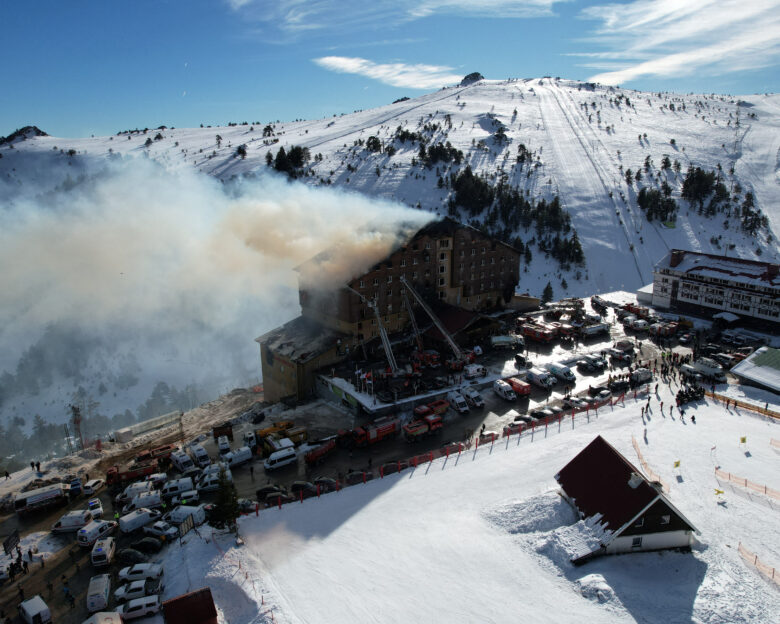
<box><xmin>2</xmin><ymin>0</ymin><xmax>778</xmax><ymax>138</ymax></box>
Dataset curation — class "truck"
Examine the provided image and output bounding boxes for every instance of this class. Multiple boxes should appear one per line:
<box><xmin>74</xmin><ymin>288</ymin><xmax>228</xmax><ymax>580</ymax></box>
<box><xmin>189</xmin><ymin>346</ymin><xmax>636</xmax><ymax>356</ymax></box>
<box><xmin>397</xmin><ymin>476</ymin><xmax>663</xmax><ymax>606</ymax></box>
<box><xmin>402</xmin><ymin>415</ymin><xmax>443</xmax><ymax>442</ymax></box>
<box><xmin>545</xmin><ymin>363</ymin><xmax>576</xmax><ymax>384</ymax></box>
<box><xmin>212</xmin><ymin>422</ymin><xmax>233</xmax><ymax>442</ymax></box>
<box><xmin>255</xmin><ymin>420</ymin><xmax>295</xmax><ymax>440</ymax></box>
<box><xmin>134</xmin><ymin>444</ymin><xmax>178</xmax><ymax>466</ymax></box>
<box><xmin>284</xmin><ymin>426</ymin><xmax>309</xmax><ymax>446</ymax></box>
<box><xmin>15</xmin><ymin>483</ymin><xmax>70</xmax><ymax>516</ymax></box>
<box><xmin>106</xmin><ymin>460</ymin><xmax>159</xmax><ymax>486</ymax></box>
<box><xmin>463</xmin><ymin>364</ymin><xmax>487</xmax><ymax>379</ymax></box>
<box><xmin>20</xmin><ymin>596</ymin><xmax>51</xmax><ymax>624</ymax></box>
<box><xmin>504</xmin><ymin>377</ymin><xmax>531</xmax><ymax>397</ymax></box>
<box><xmin>520</xmin><ymin>323</ymin><xmax>555</xmax><ymax>343</ymax></box>
<box><xmin>490</xmin><ymin>334</ymin><xmax>524</xmax><ymax>350</ymax></box>
<box><xmin>579</xmin><ymin>323</ymin><xmax>610</xmax><ymax>337</ymax></box>
<box><xmin>693</xmin><ymin>358</ymin><xmax>726</xmax><ymax>382</ymax></box>
<box><xmin>304</xmin><ymin>439</ymin><xmax>337</xmax><ymax>466</ymax></box>
<box><xmin>526</xmin><ymin>368</ymin><xmax>556</xmax><ymax>391</ymax></box>
<box><xmin>412</xmin><ymin>349</ymin><xmax>441</xmax><ymax>368</ymax></box>
<box><xmin>413</xmin><ymin>399</ymin><xmax>450</xmax><ymax>418</ymax></box>
<box><xmin>339</xmin><ymin>418</ymin><xmax>399</xmax><ymax>448</ymax></box>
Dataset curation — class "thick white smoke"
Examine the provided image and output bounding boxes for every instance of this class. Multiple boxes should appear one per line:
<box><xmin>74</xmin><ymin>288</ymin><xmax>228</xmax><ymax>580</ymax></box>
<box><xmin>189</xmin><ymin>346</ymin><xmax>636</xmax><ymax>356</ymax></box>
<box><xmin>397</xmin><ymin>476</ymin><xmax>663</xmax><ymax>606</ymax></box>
<box><xmin>0</xmin><ymin>156</ymin><xmax>432</xmax><ymax>421</ymax></box>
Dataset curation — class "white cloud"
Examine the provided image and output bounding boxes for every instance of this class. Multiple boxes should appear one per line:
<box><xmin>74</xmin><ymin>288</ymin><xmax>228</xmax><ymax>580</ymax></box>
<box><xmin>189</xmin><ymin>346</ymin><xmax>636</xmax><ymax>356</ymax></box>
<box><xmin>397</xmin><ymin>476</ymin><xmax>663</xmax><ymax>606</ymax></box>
<box><xmin>576</xmin><ymin>0</ymin><xmax>780</xmax><ymax>85</ymax></box>
<box><xmin>314</xmin><ymin>56</ymin><xmax>463</xmax><ymax>89</ymax></box>
<box><xmin>227</xmin><ymin>1</ymin><xmax>563</xmax><ymax>34</ymax></box>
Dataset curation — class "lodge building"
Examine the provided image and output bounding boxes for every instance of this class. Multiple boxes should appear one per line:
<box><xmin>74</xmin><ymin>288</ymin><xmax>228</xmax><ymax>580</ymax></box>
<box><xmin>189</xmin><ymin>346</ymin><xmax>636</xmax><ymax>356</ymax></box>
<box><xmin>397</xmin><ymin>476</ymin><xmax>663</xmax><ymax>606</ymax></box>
<box><xmin>651</xmin><ymin>249</ymin><xmax>780</xmax><ymax>328</ymax></box>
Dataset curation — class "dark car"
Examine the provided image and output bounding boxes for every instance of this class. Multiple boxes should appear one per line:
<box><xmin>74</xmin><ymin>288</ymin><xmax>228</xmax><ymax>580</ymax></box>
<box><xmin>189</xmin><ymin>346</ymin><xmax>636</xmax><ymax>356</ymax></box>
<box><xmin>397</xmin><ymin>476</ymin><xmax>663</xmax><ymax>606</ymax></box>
<box><xmin>130</xmin><ymin>538</ymin><xmax>163</xmax><ymax>554</ymax></box>
<box><xmin>262</xmin><ymin>491</ymin><xmax>296</xmax><ymax>507</ymax></box>
<box><xmin>608</xmin><ymin>379</ymin><xmax>631</xmax><ymax>392</ymax></box>
<box><xmin>380</xmin><ymin>461</ymin><xmax>410</xmax><ymax>475</ymax></box>
<box><xmin>587</xmin><ymin>385</ymin><xmax>610</xmax><ymax>397</ymax></box>
<box><xmin>289</xmin><ymin>482</ymin><xmax>317</xmax><ymax>499</ymax></box>
<box><xmin>313</xmin><ymin>477</ymin><xmax>339</xmax><ymax>493</ymax></box>
<box><xmin>345</xmin><ymin>471</ymin><xmax>374</xmax><ymax>486</ymax></box>
<box><xmin>118</xmin><ymin>549</ymin><xmax>148</xmax><ymax>565</ymax></box>
<box><xmin>256</xmin><ymin>485</ymin><xmax>285</xmax><ymax>499</ymax></box>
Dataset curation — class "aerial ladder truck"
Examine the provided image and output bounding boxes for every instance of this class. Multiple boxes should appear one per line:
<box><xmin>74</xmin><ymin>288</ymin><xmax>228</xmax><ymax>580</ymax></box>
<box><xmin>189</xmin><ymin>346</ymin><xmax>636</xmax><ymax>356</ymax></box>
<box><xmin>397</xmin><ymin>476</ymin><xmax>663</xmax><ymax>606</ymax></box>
<box><xmin>345</xmin><ymin>285</ymin><xmax>399</xmax><ymax>375</ymax></box>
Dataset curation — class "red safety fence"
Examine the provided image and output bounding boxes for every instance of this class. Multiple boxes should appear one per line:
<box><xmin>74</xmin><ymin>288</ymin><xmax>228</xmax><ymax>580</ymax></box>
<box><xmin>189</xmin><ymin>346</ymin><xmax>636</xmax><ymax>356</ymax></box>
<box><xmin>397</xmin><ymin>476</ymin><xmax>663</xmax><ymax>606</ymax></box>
<box><xmin>738</xmin><ymin>542</ymin><xmax>780</xmax><ymax>589</ymax></box>
<box><xmin>631</xmin><ymin>436</ymin><xmax>671</xmax><ymax>493</ymax></box>
<box><xmin>705</xmin><ymin>392</ymin><xmax>779</xmax><ymax>421</ymax></box>
<box><xmin>715</xmin><ymin>468</ymin><xmax>780</xmax><ymax>500</ymax></box>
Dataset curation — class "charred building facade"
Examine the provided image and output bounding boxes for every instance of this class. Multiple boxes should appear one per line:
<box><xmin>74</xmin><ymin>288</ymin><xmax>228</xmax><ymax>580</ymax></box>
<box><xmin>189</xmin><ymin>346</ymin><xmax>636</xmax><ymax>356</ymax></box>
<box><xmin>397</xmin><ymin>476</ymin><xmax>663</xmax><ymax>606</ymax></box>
<box><xmin>298</xmin><ymin>218</ymin><xmax>520</xmax><ymax>340</ymax></box>
<box><xmin>257</xmin><ymin>218</ymin><xmax>521</xmax><ymax>403</ymax></box>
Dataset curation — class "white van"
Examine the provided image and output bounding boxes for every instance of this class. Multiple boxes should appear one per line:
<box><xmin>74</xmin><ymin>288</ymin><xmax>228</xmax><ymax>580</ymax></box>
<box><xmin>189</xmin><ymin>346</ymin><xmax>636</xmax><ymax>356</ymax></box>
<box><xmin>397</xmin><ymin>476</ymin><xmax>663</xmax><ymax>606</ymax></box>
<box><xmin>264</xmin><ymin>447</ymin><xmax>297</xmax><ymax>471</ymax></box>
<box><xmin>460</xmin><ymin>386</ymin><xmax>485</xmax><ymax>408</ymax></box>
<box><xmin>52</xmin><ymin>509</ymin><xmax>93</xmax><ymax>533</ymax></box>
<box><xmin>78</xmin><ymin>520</ymin><xmax>117</xmax><ymax>547</ymax></box>
<box><xmin>493</xmin><ymin>379</ymin><xmax>516</xmax><ymax>401</ymax></box>
<box><xmin>160</xmin><ymin>477</ymin><xmax>194</xmax><ymax>500</ymax></box>
<box><xmin>122</xmin><ymin>491</ymin><xmax>162</xmax><ymax>514</ymax></box>
<box><xmin>446</xmin><ymin>391</ymin><xmax>469</xmax><ymax>414</ymax></box>
<box><xmin>163</xmin><ymin>504</ymin><xmax>205</xmax><ymax>527</ymax></box>
<box><xmin>197</xmin><ymin>470</ymin><xmax>232</xmax><ymax>492</ymax></box>
<box><xmin>217</xmin><ymin>435</ymin><xmax>231</xmax><ymax>455</ymax></box>
<box><xmin>170</xmin><ymin>450</ymin><xmax>194</xmax><ymax>473</ymax></box>
<box><xmin>464</xmin><ymin>364</ymin><xmax>487</xmax><ymax>379</ymax></box>
<box><xmin>91</xmin><ymin>538</ymin><xmax>115</xmax><ymax>568</ymax></box>
<box><xmin>170</xmin><ymin>490</ymin><xmax>199</xmax><ymax>506</ymax></box>
<box><xmin>86</xmin><ymin>574</ymin><xmax>111</xmax><ymax>612</ymax></box>
<box><xmin>119</xmin><ymin>509</ymin><xmax>161</xmax><ymax>534</ymax></box>
<box><xmin>199</xmin><ymin>462</ymin><xmax>228</xmax><ymax>477</ymax></box>
<box><xmin>83</xmin><ymin>479</ymin><xmax>105</xmax><ymax>496</ymax></box>
<box><xmin>117</xmin><ymin>595</ymin><xmax>161</xmax><ymax>621</ymax></box>
<box><xmin>224</xmin><ymin>446</ymin><xmax>252</xmax><ymax>468</ymax></box>
<box><xmin>116</xmin><ymin>482</ymin><xmax>153</xmax><ymax>505</ymax></box>
<box><xmin>189</xmin><ymin>444</ymin><xmax>210</xmax><ymax>468</ymax></box>
<box><xmin>20</xmin><ymin>596</ymin><xmax>51</xmax><ymax>624</ymax></box>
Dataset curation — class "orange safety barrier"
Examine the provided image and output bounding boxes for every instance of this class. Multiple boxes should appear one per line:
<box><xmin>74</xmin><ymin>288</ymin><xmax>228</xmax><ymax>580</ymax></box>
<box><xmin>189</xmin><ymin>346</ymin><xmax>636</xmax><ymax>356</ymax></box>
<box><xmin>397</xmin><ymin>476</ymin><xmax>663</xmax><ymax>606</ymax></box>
<box><xmin>715</xmin><ymin>468</ymin><xmax>780</xmax><ymax>500</ymax></box>
<box><xmin>706</xmin><ymin>392</ymin><xmax>779</xmax><ymax>420</ymax></box>
<box><xmin>738</xmin><ymin>542</ymin><xmax>780</xmax><ymax>588</ymax></box>
<box><xmin>631</xmin><ymin>436</ymin><xmax>670</xmax><ymax>493</ymax></box>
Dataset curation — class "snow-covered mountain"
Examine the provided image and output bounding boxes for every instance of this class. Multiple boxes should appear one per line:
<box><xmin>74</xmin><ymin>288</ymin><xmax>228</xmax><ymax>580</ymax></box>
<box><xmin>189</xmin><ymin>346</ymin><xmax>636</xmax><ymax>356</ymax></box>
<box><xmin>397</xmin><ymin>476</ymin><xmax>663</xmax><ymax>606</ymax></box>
<box><xmin>3</xmin><ymin>77</ymin><xmax>779</xmax><ymax>298</ymax></box>
<box><xmin>1</xmin><ymin>77</ymin><xmax>779</xmax><ymax>430</ymax></box>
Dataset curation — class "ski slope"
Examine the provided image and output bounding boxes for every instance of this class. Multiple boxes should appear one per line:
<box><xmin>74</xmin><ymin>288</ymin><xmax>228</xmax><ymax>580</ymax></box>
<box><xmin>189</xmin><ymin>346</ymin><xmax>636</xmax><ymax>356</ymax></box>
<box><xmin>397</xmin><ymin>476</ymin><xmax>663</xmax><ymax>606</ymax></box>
<box><xmin>158</xmin><ymin>386</ymin><xmax>780</xmax><ymax>624</ymax></box>
<box><xmin>2</xmin><ymin>78</ymin><xmax>778</xmax><ymax>301</ymax></box>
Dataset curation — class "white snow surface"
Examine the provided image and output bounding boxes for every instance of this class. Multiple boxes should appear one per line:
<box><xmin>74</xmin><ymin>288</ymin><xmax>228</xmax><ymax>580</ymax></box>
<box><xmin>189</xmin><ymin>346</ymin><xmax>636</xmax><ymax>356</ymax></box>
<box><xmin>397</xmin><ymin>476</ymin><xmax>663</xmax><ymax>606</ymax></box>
<box><xmin>157</xmin><ymin>384</ymin><xmax>780</xmax><ymax>624</ymax></box>
<box><xmin>3</xmin><ymin>78</ymin><xmax>779</xmax><ymax>299</ymax></box>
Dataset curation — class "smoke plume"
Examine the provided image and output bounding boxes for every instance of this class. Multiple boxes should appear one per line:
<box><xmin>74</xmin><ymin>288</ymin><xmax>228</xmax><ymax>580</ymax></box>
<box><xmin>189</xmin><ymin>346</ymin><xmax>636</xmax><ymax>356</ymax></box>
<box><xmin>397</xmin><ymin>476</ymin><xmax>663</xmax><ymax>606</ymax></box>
<box><xmin>0</xmin><ymin>156</ymin><xmax>432</xmax><ymax>422</ymax></box>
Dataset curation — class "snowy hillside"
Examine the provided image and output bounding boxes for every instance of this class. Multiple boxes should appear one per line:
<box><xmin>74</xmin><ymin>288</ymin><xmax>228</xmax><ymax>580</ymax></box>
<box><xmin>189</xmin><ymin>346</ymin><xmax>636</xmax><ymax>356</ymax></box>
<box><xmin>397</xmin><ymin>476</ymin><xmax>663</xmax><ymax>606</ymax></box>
<box><xmin>160</xmin><ymin>388</ymin><xmax>780</xmax><ymax>624</ymax></box>
<box><xmin>3</xmin><ymin>78</ymin><xmax>779</xmax><ymax>300</ymax></box>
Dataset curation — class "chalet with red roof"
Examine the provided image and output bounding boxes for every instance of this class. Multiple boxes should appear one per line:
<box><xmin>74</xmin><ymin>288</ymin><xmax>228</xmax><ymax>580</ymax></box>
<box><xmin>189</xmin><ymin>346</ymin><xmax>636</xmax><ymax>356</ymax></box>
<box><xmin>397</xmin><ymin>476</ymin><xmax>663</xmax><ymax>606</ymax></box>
<box><xmin>555</xmin><ymin>436</ymin><xmax>699</xmax><ymax>565</ymax></box>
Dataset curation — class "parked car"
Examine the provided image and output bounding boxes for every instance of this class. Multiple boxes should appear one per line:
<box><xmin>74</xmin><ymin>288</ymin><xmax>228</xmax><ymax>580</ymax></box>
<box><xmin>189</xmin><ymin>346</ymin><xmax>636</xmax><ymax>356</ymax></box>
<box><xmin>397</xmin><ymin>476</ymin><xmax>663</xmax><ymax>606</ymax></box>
<box><xmin>288</xmin><ymin>482</ymin><xmax>317</xmax><ymax>499</ymax></box>
<box><xmin>608</xmin><ymin>348</ymin><xmax>632</xmax><ymax>363</ymax></box>
<box><xmin>118</xmin><ymin>563</ymin><xmax>164</xmax><ymax>583</ymax></box>
<box><xmin>237</xmin><ymin>498</ymin><xmax>256</xmax><ymax>513</ymax></box>
<box><xmin>313</xmin><ymin>477</ymin><xmax>339</xmax><ymax>493</ymax></box>
<box><xmin>529</xmin><ymin>408</ymin><xmax>554</xmax><ymax>420</ymax></box>
<box><xmin>117</xmin><ymin>596</ymin><xmax>162</xmax><ymax>621</ymax></box>
<box><xmin>130</xmin><ymin>538</ymin><xmax>163</xmax><ymax>554</ymax></box>
<box><xmin>255</xmin><ymin>484</ymin><xmax>286</xmax><ymax>499</ymax></box>
<box><xmin>262</xmin><ymin>492</ymin><xmax>296</xmax><ymax>507</ymax></box>
<box><xmin>345</xmin><ymin>471</ymin><xmax>374</xmax><ymax>485</ymax></box>
<box><xmin>142</xmin><ymin>521</ymin><xmax>178</xmax><ymax>540</ymax></box>
<box><xmin>114</xmin><ymin>579</ymin><xmax>164</xmax><ymax>604</ymax></box>
<box><xmin>678</xmin><ymin>333</ymin><xmax>693</xmax><ymax>344</ymax></box>
<box><xmin>608</xmin><ymin>379</ymin><xmax>631</xmax><ymax>392</ymax></box>
<box><xmin>117</xmin><ymin>549</ymin><xmax>147</xmax><ymax>565</ymax></box>
<box><xmin>562</xmin><ymin>396</ymin><xmax>588</xmax><ymax>409</ymax></box>
<box><xmin>83</xmin><ymin>479</ymin><xmax>105</xmax><ymax>496</ymax></box>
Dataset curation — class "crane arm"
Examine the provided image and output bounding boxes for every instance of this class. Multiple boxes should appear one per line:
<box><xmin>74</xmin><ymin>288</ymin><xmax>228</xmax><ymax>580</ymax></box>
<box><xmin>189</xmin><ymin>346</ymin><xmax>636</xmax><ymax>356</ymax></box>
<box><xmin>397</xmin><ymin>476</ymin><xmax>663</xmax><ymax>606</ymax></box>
<box><xmin>399</xmin><ymin>277</ymin><xmax>463</xmax><ymax>359</ymax></box>
<box><xmin>344</xmin><ymin>286</ymin><xmax>398</xmax><ymax>374</ymax></box>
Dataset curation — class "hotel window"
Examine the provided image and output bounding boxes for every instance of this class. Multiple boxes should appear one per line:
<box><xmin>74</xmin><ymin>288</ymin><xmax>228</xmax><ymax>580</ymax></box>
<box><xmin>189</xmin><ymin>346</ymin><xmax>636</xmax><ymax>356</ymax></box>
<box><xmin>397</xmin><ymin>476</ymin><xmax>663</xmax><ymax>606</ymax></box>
<box><xmin>359</xmin><ymin>280</ymin><xmax>365</xmax><ymax>288</ymax></box>
<box><xmin>440</xmin><ymin>252</ymin><xmax>446</xmax><ymax>260</ymax></box>
<box><xmin>439</xmin><ymin>265</ymin><xmax>446</xmax><ymax>273</ymax></box>
<box><xmin>471</xmin><ymin>249</ymin><xmax>476</xmax><ymax>256</ymax></box>
<box><xmin>387</xmin><ymin>275</ymin><xmax>392</xmax><ymax>283</ymax></box>
<box><xmin>439</xmin><ymin>277</ymin><xmax>445</xmax><ymax>286</ymax></box>
<box><xmin>373</xmin><ymin>278</ymin><xmax>379</xmax><ymax>286</ymax></box>
<box><xmin>412</xmin><ymin>271</ymin><xmax>418</xmax><ymax>279</ymax></box>
<box><xmin>400</xmin><ymin>259</ymin><xmax>406</xmax><ymax>267</ymax></box>
<box><xmin>425</xmin><ymin>242</ymin><xmax>431</xmax><ymax>249</ymax></box>
<box><xmin>413</xmin><ymin>258</ymin><xmax>419</xmax><ymax>265</ymax></box>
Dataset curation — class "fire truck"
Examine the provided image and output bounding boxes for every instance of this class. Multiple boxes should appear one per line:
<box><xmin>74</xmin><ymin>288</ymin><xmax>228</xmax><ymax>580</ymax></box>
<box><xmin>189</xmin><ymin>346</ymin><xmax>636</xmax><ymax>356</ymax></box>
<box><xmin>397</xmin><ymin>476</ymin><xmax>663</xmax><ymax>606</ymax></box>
<box><xmin>339</xmin><ymin>418</ymin><xmax>399</xmax><ymax>448</ymax></box>
<box><xmin>403</xmin><ymin>415</ymin><xmax>444</xmax><ymax>442</ymax></box>
<box><xmin>106</xmin><ymin>459</ymin><xmax>160</xmax><ymax>486</ymax></box>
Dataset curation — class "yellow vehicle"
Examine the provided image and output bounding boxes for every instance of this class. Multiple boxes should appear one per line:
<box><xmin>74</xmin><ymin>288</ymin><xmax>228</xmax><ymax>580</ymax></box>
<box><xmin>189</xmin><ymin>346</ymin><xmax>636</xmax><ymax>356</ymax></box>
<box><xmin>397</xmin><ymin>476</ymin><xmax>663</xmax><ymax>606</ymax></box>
<box><xmin>255</xmin><ymin>420</ymin><xmax>294</xmax><ymax>439</ymax></box>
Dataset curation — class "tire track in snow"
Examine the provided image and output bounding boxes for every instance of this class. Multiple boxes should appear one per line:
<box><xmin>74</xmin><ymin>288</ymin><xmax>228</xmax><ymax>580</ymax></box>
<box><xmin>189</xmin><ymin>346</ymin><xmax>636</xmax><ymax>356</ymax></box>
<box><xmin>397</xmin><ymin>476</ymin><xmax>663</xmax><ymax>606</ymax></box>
<box><xmin>552</xmin><ymin>83</ymin><xmax>673</xmax><ymax>260</ymax></box>
<box><xmin>536</xmin><ymin>83</ymin><xmax>646</xmax><ymax>287</ymax></box>
<box><xmin>303</xmin><ymin>87</ymin><xmax>469</xmax><ymax>151</ymax></box>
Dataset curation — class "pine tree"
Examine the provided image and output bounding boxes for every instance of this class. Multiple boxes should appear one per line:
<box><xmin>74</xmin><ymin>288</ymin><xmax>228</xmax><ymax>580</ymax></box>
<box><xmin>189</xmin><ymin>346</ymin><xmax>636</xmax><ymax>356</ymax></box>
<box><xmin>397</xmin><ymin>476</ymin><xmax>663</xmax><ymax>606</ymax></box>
<box><xmin>212</xmin><ymin>467</ymin><xmax>240</xmax><ymax>531</ymax></box>
<box><xmin>542</xmin><ymin>281</ymin><xmax>553</xmax><ymax>303</ymax></box>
